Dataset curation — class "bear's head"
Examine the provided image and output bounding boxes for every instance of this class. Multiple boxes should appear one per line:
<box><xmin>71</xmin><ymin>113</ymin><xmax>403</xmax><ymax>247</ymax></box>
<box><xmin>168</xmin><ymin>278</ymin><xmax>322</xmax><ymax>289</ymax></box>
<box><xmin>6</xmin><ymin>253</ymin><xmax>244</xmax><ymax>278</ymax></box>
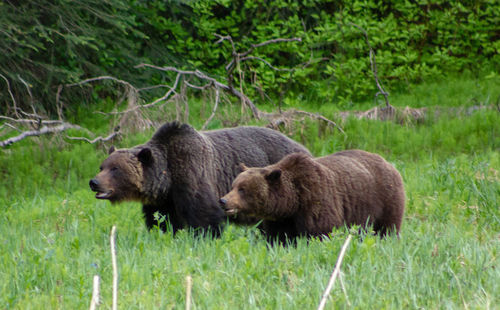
<box><xmin>219</xmin><ymin>163</ymin><xmax>283</xmax><ymax>219</ymax></box>
<box><xmin>89</xmin><ymin>146</ymin><xmax>154</xmax><ymax>203</ymax></box>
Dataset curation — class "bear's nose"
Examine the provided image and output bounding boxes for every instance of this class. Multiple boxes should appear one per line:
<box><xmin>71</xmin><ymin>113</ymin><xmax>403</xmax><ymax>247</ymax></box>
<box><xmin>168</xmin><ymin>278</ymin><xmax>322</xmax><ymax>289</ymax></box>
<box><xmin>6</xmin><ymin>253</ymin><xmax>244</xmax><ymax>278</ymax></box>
<box><xmin>89</xmin><ymin>179</ymin><xmax>99</xmax><ymax>191</ymax></box>
<box><xmin>219</xmin><ymin>198</ymin><xmax>227</xmax><ymax>206</ymax></box>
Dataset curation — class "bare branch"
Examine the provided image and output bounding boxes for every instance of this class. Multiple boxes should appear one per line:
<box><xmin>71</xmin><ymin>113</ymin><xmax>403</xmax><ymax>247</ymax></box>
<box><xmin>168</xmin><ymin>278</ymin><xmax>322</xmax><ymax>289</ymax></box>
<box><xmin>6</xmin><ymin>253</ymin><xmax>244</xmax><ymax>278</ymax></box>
<box><xmin>294</xmin><ymin>111</ymin><xmax>345</xmax><ymax>134</ymax></box>
<box><xmin>184</xmin><ymin>81</ymin><xmax>213</xmax><ymax>91</ymax></box>
<box><xmin>137</xmin><ymin>84</ymin><xmax>178</xmax><ymax>92</ymax></box>
<box><xmin>202</xmin><ymin>88</ymin><xmax>220</xmax><ymax>130</ymax></box>
<box><xmin>220</xmin><ymin>35</ymin><xmax>301</xmax><ymax>73</ymax></box>
<box><xmin>0</xmin><ymin>73</ymin><xmax>20</xmax><ymax>118</ymax></box>
<box><xmin>75</xmin><ymin>36</ymin><xmax>341</xmax><ymax>135</ymax></box>
<box><xmin>135</xmin><ymin>64</ymin><xmax>263</xmax><ymax>119</ymax></box>
<box><xmin>248</xmin><ymin>37</ymin><xmax>302</xmax><ymax>54</ymax></box>
<box><xmin>56</xmin><ymin>85</ymin><xmax>64</xmax><ymax>121</ymax></box>
<box><xmin>268</xmin><ymin>110</ymin><xmax>345</xmax><ymax>135</ymax></box>
<box><xmin>0</xmin><ymin>116</ymin><xmax>63</xmax><ymax>125</ymax></box>
<box><xmin>214</xmin><ymin>33</ymin><xmax>236</xmax><ymax>53</ymax></box>
<box><xmin>18</xmin><ymin>110</ymin><xmax>43</xmax><ymax>122</ymax></box>
<box><xmin>349</xmin><ymin>23</ymin><xmax>391</xmax><ymax>108</ymax></box>
<box><xmin>239</xmin><ymin>56</ymin><xmax>295</xmax><ymax>72</ymax></box>
<box><xmin>66</xmin><ymin>130</ymin><xmax>120</xmax><ymax>144</ymax></box>
<box><xmin>17</xmin><ymin>75</ymin><xmax>37</xmax><ymax>115</ymax></box>
<box><xmin>0</xmin><ymin>123</ymin><xmax>82</xmax><ymax>147</ymax></box>
<box><xmin>65</xmin><ymin>75</ymin><xmax>135</xmax><ymax>89</ymax></box>
<box><xmin>1</xmin><ymin>122</ymin><xmax>21</xmax><ymax>133</ymax></box>
<box><xmin>106</xmin><ymin>73</ymin><xmax>181</xmax><ymax>115</ymax></box>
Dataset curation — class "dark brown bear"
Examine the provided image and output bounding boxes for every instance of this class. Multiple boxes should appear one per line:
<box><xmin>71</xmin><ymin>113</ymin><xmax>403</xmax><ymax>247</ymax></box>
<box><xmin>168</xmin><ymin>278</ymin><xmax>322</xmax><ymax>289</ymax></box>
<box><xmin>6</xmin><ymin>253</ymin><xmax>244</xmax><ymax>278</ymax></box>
<box><xmin>89</xmin><ymin>121</ymin><xmax>309</xmax><ymax>236</ymax></box>
<box><xmin>220</xmin><ymin>150</ymin><xmax>405</xmax><ymax>243</ymax></box>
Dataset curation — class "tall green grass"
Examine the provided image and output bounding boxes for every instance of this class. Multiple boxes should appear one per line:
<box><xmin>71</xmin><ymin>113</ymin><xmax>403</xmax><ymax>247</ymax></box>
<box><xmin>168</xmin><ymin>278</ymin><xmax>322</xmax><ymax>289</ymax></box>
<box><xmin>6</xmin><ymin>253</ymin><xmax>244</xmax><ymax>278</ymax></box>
<box><xmin>0</xmin><ymin>76</ymin><xmax>498</xmax><ymax>309</ymax></box>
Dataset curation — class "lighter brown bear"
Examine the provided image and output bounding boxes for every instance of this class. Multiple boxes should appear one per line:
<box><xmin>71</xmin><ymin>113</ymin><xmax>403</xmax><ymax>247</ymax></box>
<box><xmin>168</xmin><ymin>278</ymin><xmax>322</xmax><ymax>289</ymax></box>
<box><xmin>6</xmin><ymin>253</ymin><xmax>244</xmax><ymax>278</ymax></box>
<box><xmin>219</xmin><ymin>150</ymin><xmax>405</xmax><ymax>243</ymax></box>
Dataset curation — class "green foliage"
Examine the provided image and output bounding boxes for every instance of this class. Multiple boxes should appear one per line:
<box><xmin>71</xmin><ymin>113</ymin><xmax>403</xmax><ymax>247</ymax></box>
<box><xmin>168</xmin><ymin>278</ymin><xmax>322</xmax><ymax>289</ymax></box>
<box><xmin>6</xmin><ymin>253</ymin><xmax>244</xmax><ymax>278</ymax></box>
<box><xmin>0</xmin><ymin>0</ymin><xmax>147</xmax><ymax>114</ymax></box>
<box><xmin>1</xmin><ymin>0</ymin><xmax>499</xmax><ymax>114</ymax></box>
<box><xmin>130</xmin><ymin>0</ymin><xmax>500</xmax><ymax>106</ymax></box>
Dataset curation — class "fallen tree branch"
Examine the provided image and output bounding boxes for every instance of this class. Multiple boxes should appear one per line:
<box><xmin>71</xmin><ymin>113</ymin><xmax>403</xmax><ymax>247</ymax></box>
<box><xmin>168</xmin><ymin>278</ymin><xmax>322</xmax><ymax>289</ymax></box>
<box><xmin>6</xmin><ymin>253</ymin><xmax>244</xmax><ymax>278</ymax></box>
<box><xmin>134</xmin><ymin>62</ymin><xmax>344</xmax><ymax>133</ymax></box>
<box><xmin>0</xmin><ymin>122</ymin><xmax>82</xmax><ymax>147</ymax></box>
<box><xmin>267</xmin><ymin>109</ymin><xmax>345</xmax><ymax>135</ymax></box>
<box><xmin>317</xmin><ymin>234</ymin><xmax>353</xmax><ymax>310</ymax></box>
<box><xmin>135</xmin><ymin>64</ymin><xmax>262</xmax><ymax>119</ymax></box>
<box><xmin>291</xmin><ymin>110</ymin><xmax>345</xmax><ymax>134</ymax></box>
<box><xmin>44</xmin><ymin>35</ymin><xmax>342</xmax><ymax>139</ymax></box>
<box><xmin>0</xmin><ymin>115</ymin><xmax>64</xmax><ymax>125</ymax></box>
<box><xmin>66</xmin><ymin>129</ymin><xmax>120</xmax><ymax>144</ymax></box>
<box><xmin>337</xmin><ymin>104</ymin><xmax>497</xmax><ymax>124</ymax></box>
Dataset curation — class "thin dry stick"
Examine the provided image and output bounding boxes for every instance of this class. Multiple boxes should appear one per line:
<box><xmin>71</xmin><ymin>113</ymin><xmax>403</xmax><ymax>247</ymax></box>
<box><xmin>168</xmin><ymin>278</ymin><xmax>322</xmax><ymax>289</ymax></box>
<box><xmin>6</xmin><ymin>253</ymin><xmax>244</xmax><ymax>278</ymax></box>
<box><xmin>201</xmin><ymin>88</ymin><xmax>220</xmax><ymax>130</ymax></box>
<box><xmin>349</xmin><ymin>23</ymin><xmax>390</xmax><ymax>108</ymax></box>
<box><xmin>450</xmin><ymin>268</ymin><xmax>469</xmax><ymax>310</ymax></box>
<box><xmin>292</xmin><ymin>110</ymin><xmax>345</xmax><ymax>135</ymax></box>
<box><xmin>0</xmin><ymin>73</ymin><xmax>20</xmax><ymax>118</ymax></box>
<box><xmin>55</xmin><ymin>85</ymin><xmax>64</xmax><ymax>121</ymax></box>
<box><xmin>89</xmin><ymin>275</ymin><xmax>100</xmax><ymax>310</ymax></box>
<box><xmin>66</xmin><ymin>76</ymin><xmax>135</xmax><ymax>89</ymax></box>
<box><xmin>17</xmin><ymin>75</ymin><xmax>36</xmax><ymax>115</ymax></box>
<box><xmin>66</xmin><ymin>130</ymin><xmax>120</xmax><ymax>144</ymax></box>
<box><xmin>317</xmin><ymin>234</ymin><xmax>353</xmax><ymax>310</ymax></box>
<box><xmin>185</xmin><ymin>275</ymin><xmax>192</xmax><ymax>310</ymax></box>
<box><xmin>338</xmin><ymin>272</ymin><xmax>351</xmax><ymax>307</ymax></box>
<box><xmin>110</xmin><ymin>225</ymin><xmax>118</xmax><ymax>310</ymax></box>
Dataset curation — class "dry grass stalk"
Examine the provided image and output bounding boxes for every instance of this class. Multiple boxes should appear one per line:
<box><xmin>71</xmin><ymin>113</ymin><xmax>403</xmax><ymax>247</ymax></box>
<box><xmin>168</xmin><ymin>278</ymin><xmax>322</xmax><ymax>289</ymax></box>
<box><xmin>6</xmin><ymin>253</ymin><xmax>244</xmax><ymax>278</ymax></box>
<box><xmin>317</xmin><ymin>234</ymin><xmax>353</xmax><ymax>310</ymax></box>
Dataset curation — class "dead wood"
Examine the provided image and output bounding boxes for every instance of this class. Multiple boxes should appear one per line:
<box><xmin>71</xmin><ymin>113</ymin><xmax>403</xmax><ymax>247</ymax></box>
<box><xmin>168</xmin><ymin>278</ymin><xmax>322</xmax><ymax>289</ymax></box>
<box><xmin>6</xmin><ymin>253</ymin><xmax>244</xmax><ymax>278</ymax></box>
<box><xmin>0</xmin><ymin>122</ymin><xmax>82</xmax><ymax>147</ymax></box>
<box><xmin>350</xmin><ymin>23</ymin><xmax>391</xmax><ymax>108</ymax></box>
<box><xmin>337</xmin><ymin>104</ymin><xmax>496</xmax><ymax>124</ymax></box>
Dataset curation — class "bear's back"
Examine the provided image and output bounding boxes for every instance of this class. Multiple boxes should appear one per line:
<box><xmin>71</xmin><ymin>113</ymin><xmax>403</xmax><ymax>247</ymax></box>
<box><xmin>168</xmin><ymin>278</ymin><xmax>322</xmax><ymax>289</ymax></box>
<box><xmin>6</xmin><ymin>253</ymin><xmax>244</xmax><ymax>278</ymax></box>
<box><xmin>204</xmin><ymin>126</ymin><xmax>310</xmax><ymax>167</ymax></box>
<box><xmin>316</xmin><ymin>149</ymin><xmax>405</xmax><ymax>234</ymax></box>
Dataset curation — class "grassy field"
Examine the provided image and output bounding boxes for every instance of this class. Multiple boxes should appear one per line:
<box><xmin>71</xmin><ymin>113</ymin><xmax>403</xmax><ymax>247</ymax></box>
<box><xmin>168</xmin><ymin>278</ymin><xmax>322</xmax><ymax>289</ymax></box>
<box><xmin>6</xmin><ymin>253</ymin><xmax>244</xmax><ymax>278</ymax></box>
<box><xmin>0</xmin><ymin>76</ymin><xmax>499</xmax><ymax>309</ymax></box>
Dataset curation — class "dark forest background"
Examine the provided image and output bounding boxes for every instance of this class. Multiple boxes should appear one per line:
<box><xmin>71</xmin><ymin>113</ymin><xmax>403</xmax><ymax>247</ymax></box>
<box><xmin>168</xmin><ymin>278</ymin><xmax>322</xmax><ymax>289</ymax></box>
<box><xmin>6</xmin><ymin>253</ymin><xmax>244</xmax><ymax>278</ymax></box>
<box><xmin>1</xmin><ymin>0</ymin><xmax>499</xmax><ymax>115</ymax></box>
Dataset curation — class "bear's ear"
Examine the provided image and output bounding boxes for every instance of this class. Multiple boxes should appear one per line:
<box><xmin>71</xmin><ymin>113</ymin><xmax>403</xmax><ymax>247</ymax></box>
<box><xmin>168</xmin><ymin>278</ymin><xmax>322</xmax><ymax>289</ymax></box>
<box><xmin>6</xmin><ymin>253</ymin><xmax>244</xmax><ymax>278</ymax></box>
<box><xmin>265</xmin><ymin>169</ymin><xmax>281</xmax><ymax>183</ymax></box>
<box><xmin>108</xmin><ymin>145</ymin><xmax>116</xmax><ymax>154</ymax></box>
<box><xmin>239</xmin><ymin>163</ymin><xmax>249</xmax><ymax>172</ymax></box>
<box><xmin>137</xmin><ymin>148</ymin><xmax>153</xmax><ymax>166</ymax></box>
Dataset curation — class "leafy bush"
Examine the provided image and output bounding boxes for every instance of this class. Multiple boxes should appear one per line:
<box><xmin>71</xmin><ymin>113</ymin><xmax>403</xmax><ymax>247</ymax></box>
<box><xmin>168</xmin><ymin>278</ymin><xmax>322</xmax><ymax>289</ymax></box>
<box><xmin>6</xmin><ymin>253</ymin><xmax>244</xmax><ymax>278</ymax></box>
<box><xmin>0</xmin><ymin>0</ymin><xmax>146</xmax><ymax>114</ymax></box>
<box><xmin>1</xmin><ymin>0</ymin><xmax>498</xmax><ymax>114</ymax></box>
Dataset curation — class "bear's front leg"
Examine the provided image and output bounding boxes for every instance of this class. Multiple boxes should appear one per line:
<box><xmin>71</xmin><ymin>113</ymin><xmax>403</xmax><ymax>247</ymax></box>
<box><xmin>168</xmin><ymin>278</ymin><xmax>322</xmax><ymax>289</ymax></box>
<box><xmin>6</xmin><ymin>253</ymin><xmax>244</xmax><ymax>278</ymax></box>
<box><xmin>142</xmin><ymin>203</ymin><xmax>183</xmax><ymax>234</ymax></box>
<box><xmin>170</xmin><ymin>183</ymin><xmax>226</xmax><ymax>237</ymax></box>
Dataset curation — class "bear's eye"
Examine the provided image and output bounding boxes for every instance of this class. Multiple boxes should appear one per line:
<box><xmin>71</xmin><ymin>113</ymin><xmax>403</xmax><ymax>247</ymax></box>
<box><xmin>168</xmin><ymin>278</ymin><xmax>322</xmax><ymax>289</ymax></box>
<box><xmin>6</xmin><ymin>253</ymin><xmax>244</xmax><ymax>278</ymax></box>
<box><xmin>238</xmin><ymin>188</ymin><xmax>245</xmax><ymax>194</ymax></box>
<box><xmin>110</xmin><ymin>167</ymin><xmax>118</xmax><ymax>172</ymax></box>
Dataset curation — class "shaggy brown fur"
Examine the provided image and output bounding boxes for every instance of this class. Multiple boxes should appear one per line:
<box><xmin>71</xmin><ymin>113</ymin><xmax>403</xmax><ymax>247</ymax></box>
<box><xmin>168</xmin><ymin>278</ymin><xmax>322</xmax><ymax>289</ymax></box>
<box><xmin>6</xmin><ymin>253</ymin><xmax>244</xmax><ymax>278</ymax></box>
<box><xmin>89</xmin><ymin>121</ymin><xmax>310</xmax><ymax>236</ymax></box>
<box><xmin>220</xmin><ymin>150</ymin><xmax>405</xmax><ymax>243</ymax></box>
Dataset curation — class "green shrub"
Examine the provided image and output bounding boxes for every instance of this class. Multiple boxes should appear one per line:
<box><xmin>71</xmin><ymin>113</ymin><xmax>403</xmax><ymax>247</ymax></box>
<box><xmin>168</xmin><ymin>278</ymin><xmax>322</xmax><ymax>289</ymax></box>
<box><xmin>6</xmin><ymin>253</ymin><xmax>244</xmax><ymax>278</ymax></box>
<box><xmin>1</xmin><ymin>0</ymin><xmax>498</xmax><ymax>114</ymax></box>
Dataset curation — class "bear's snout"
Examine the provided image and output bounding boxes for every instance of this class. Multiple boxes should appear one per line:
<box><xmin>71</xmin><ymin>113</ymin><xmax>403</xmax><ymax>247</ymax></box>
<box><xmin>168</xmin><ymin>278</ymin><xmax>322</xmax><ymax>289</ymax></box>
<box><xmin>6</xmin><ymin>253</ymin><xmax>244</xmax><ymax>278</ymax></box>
<box><xmin>219</xmin><ymin>197</ymin><xmax>239</xmax><ymax>216</ymax></box>
<box><xmin>89</xmin><ymin>179</ymin><xmax>99</xmax><ymax>191</ymax></box>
